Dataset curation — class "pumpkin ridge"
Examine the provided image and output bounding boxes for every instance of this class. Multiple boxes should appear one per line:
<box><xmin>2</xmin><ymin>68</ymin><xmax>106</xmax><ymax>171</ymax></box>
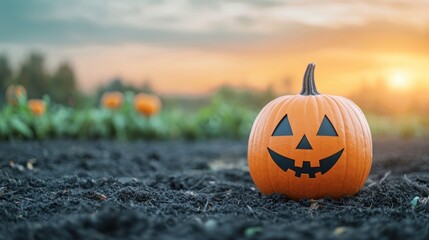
<box><xmin>338</xmin><ymin>97</ymin><xmax>367</xmax><ymax>195</ymax></box>
<box><xmin>358</xmin><ymin>99</ymin><xmax>373</xmax><ymax>188</ymax></box>
<box><xmin>346</xmin><ymin>99</ymin><xmax>366</xmax><ymax>194</ymax></box>
<box><xmin>249</xmin><ymin>97</ymin><xmax>278</xmax><ymax>193</ymax></box>
<box><xmin>323</xmin><ymin>95</ymin><xmax>348</xmax><ymax>197</ymax></box>
<box><xmin>329</xmin><ymin>95</ymin><xmax>364</xmax><ymax>196</ymax></box>
<box><xmin>338</xmin><ymin>97</ymin><xmax>361</xmax><ymax>195</ymax></box>
<box><xmin>348</xmin><ymin>102</ymin><xmax>368</xmax><ymax>193</ymax></box>
<box><xmin>344</xmin><ymin>99</ymin><xmax>371</xmax><ymax>192</ymax></box>
<box><xmin>262</xmin><ymin>97</ymin><xmax>286</xmax><ymax>193</ymax></box>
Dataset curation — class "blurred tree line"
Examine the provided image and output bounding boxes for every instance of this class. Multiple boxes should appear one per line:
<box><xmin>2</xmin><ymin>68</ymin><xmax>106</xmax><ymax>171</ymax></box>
<box><xmin>0</xmin><ymin>53</ymin><xmax>78</xmax><ymax>106</ymax></box>
<box><xmin>0</xmin><ymin>53</ymin><xmax>156</xmax><ymax>108</ymax></box>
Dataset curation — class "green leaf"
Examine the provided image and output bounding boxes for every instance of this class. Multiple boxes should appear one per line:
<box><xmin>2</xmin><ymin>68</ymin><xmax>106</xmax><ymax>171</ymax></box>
<box><xmin>10</xmin><ymin>117</ymin><xmax>33</xmax><ymax>138</ymax></box>
<box><xmin>112</xmin><ymin>113</ymin><xmax>127</xmax><ymax>139</ymax></box>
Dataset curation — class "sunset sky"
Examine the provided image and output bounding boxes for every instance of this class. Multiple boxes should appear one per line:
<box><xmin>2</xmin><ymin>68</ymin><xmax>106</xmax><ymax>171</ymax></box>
<box><xmin>0</xmin><ymin>0</ymin><xmax>428</xmax><ymax>95</ymax></box>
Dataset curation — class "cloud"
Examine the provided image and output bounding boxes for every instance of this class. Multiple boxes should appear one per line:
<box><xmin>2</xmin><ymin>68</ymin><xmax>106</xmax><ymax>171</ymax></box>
<box><xmin>0</xmin><ymin>0</ymin><xmax>428</xmax><ymax>46</ymax></box>
<box><xmin>44</xmin><ymin>0</ymin><xmax>429</xmax><ymax>30</ymax></box>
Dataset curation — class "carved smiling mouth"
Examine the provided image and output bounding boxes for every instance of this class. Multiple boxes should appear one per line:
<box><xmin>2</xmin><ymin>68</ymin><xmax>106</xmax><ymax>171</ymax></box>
<box><xmin>267</xmin><ymin>148</ymin><xmax>344</xmax><ymax>178</ymax></box>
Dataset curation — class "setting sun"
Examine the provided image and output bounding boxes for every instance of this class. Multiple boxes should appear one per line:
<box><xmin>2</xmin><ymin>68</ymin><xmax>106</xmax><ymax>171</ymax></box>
<box><xmin>388</xmin><ymin>70</ymin><xmax>412</xmax><ymax>90</ymax></box>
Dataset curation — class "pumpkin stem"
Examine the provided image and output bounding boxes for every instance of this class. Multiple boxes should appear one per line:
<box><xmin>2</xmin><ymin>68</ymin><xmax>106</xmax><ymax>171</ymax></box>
<box><xmin>300</xmin><ymin>63</ymin><xmax>320</xmax><ymax>95</ymax></box>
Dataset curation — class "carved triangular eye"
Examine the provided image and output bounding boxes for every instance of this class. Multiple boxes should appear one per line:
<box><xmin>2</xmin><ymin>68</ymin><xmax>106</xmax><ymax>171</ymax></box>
<box><xmin>317</xmin><ymin>115</ymin><xmax>338</xmax><ymax>136</ymax></box>
<box><xmin>272</xmin><ymin>114</ymin><xmax>293</xmax><ymax>136</ymax></box>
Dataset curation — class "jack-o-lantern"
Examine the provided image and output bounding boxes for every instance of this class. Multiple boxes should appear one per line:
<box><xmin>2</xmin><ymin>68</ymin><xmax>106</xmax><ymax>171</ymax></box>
<box><xmin>248</xmin><ymin>63</ymin><xmax>372</xmax><ymax>200</ymax></box>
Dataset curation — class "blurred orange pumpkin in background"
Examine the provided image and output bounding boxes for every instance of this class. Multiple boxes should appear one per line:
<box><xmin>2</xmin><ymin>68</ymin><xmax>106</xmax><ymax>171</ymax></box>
<box><xmin>101</xmin><ymin>91</ymin><xmax>123</xmax><ymax>110</ymax></box>
<box><xmin>28</xmin><ymin>99</ymin><xmax>46</xmax><ymax>116</ymax></box>
<box><xmin>134</xmin><ymin>93</ymin><xmax>162</xmax><ymax>117</ymax></box>
<box><xmin>6</xmin><ymin>85</ymin><xmax>27</xmax><ymax>105</ymax></box>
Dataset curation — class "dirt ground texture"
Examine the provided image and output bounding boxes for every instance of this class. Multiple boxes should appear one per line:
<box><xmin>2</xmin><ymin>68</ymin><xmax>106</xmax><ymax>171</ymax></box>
<box><xmin>0</xmin><ymin>139</ymin><xmax>428</xmax><ymax>240</ymax></box>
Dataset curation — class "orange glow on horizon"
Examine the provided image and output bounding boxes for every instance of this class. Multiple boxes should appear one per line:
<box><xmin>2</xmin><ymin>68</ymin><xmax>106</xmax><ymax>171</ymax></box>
<box><xmin>70</xmin><ymin>45</ymin><xmax>429</xmax><ymax>97</ymax></box>
<box><xmin>14</xmin><ymin>21</ymin><xmax>425</xmax><ymax>97</ymax></box>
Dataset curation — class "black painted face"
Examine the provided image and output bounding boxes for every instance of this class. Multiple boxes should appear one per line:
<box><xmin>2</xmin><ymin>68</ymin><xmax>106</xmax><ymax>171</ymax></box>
<box><xmin>267</xmin><ymin>115</ymin><xmax>344</xmax><ymax>178</ymax></box>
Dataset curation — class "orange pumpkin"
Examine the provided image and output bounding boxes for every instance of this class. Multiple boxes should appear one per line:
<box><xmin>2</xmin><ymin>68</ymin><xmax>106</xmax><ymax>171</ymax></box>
<box><xmin>6</xmin><ymin>85</ymin><xmax>27</xmax><ymax>105</ymax></box>
<box><xmin>134</xmin><ymin>93</ymin><xmax>162</xmax><ymax>117</ymax></box>
<box><xmin>28</xmin><ymin>99</ymin><xmax>46</xmax><ymax>116</ymax></box>
<box><xmin>248</xmin><ymin>63</ymin><xmax>372</xmax><ymax>200</ymax></box>
<box><xmin>101</xmin><ymin>91</ymin><xmax>123</xmax><ymax>110</ymax></box>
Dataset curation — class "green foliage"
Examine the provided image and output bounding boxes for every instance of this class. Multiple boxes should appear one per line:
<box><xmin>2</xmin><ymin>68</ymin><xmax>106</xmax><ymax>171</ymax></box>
<box><xmin>366</xmin><ymin>114</ymin><xmax>429</xmax><ymax>138</ymax></box>
<box><xmin>0</xmin><ymin>94</ymin><xmax>34</xmax><ymax>138</ymax></box>
<box><xmin>197</xmin><ymin>97</ymin><xmax>256</xmax><ymax>139</ymax></box>
<box><xmin>0</xmin><ymin>92</ymin><xmax>258</xmax><ymax>140</ymax></box>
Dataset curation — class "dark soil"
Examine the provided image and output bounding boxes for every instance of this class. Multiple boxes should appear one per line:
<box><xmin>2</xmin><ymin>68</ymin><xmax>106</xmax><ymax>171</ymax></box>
<box><xmin>0</xmin><ymin>139</ymin><xmax>428</xmax><ymax>240</ymax></box>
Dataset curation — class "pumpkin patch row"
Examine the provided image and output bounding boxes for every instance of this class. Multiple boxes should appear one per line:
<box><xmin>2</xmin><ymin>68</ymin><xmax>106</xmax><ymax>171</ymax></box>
<box><xmin>0</xmin><ymin>88</ymin><xmax>255</xmax><ymax>140</ymax></box>
<box><xmin>5</xmin><ymin>86</ymin><xmax>162</xmax><ymax>118</ymax></box>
